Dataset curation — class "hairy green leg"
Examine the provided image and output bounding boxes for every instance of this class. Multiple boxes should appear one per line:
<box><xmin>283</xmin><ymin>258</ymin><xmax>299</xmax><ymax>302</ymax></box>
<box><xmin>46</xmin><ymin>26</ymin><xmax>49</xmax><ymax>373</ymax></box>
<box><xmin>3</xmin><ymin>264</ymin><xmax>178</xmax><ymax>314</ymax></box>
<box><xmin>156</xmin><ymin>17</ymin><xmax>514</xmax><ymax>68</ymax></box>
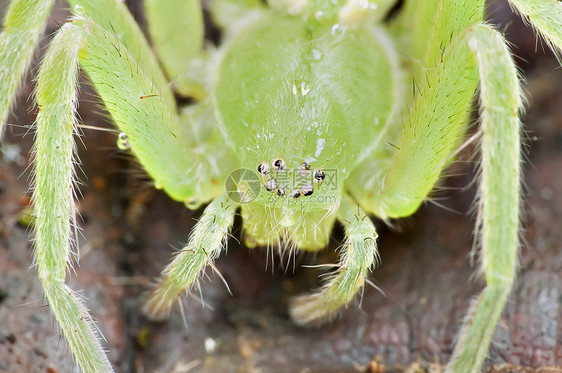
<box><xmin>68</xmin><ymin>0</ymin><xmax>175</xmax><ymax>109</ymax></box>
<box><xmin>144</xmin><ymin>0</ymin><xmax>207</xmax><ymax>99</ymax></box>
<box><xmin>348</xmin><ymin>26</ymin><xmax>479</xmax><ymax>217</ymax></box>
<box><xmin>393</xmin><ymin>0</ymin><xmax>484</xmax><ymax>83</ymax></box>
<box><xmin>29</xmin><ymin>9</ymin><xmax>240</xmax><ymax>371</ymax></box>
<box><xmin>74</xmin><ymin>15</ymin><xmax>233</xmax><ymax>206</ymax></box>
<box><xmin>33</xmin><ymin>22</ymin><xmax>113</xmax><ymax>373</ymax></box>
<box><xmin>338</xmin><ymin>0</ymin><xmax>397</xmax><ymax>25</ymax></box>
<box><xmin>269</xmin><ymin>0</ymin><xmax>395</xmax><ymax>23</ymax></box>
<box><xmin>349</xmin><ymin>1</ymin><xmax>488</xmax><ymax>216</ymax></box>
<box><xmin>391</xmin><ymin>0</ymin><xmax>439</xmax><ymax>65</ymax></box>
<box><xmin>352</xmin><ymin>19</ymin><xmax>523</xmax><ymax>372</ymax></box>
<box><xmin>210</xmin><ymin>0</ymin><xmax>264</xmax><ymax>30</ymax></box>
<box><xmin>509</xmin><ymin>0</ymin><xmax>562</xmax><ymax>56</ymax></box>
<box><xmin>446</xmin><ymin>24</ymin><xmax>522</xmax><ymax>373</ymax></box>
<box><xmin>74</xmin><ymin>1</ymin><xmax>239</xmax><ymax>206</ymax></box>
<box><xmin>143</xmin><ymin>194</ymin><xmax>237</xmax><ymax>320</ymax></box>
<box><xmin>290</xmin><ymin>194</ymin><xmax>378</xmax><ymax>324</ymax></box>
<box><xmin>421</xmin><ymin>0</ymin><xmax>484</xmax><ymax>72</ymax></box>
<box><xmin>0</xmin><ymin>0</ymin><xmax>55</xmax><ymax>130</ymax></box>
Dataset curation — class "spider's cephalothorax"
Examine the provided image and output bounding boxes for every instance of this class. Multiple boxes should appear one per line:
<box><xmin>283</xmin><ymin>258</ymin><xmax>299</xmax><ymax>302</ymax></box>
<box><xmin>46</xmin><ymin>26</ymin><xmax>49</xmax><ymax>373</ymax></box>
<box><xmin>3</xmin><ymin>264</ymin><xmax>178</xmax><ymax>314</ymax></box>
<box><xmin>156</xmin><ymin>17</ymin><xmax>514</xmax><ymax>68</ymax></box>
<box><xmin>1</xmin><ymin>0</ymin><xmax>560</xmax><ymax>372</ymax></box>
<box><xmin>214</xmin><ymin>11</ymin><xmax>401</xmax><ymax>250</ymax></box>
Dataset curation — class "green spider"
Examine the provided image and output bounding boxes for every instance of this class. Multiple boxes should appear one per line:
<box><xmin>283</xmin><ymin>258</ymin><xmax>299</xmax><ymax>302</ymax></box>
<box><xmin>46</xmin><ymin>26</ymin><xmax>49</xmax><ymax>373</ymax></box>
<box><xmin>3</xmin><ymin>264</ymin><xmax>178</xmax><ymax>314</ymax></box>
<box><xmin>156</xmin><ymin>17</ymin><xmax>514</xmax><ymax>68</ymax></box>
<box><xmin>0</xmin><ymin>0</ymin><xmax>561</xmax><ymax>372</ymax></box>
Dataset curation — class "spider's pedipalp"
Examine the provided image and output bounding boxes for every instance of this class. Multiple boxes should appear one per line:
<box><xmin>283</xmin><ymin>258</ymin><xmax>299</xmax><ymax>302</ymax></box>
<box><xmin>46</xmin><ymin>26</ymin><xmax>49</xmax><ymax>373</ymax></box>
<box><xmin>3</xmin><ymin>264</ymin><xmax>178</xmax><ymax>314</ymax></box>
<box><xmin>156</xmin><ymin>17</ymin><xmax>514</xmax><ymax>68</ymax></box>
<box><xmin>289</xmin><ymin>194</ymin><xmax>378</xmax><ymax>324</ymax></box>
<box><xmin>143</xmin><ymin>194</ymin><xmax>237</xmax><ymax>320</ymax></box>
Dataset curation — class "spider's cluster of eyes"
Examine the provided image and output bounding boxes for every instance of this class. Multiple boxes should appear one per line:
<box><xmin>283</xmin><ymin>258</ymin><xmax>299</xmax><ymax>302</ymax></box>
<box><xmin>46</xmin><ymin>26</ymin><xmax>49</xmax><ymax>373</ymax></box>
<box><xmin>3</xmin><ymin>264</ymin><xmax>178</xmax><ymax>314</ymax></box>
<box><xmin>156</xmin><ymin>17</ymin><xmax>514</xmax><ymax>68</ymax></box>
<box><xmin>257</xmin><ymin>158</ymin><xmax>326</xmax><ymax>199</ymax></box>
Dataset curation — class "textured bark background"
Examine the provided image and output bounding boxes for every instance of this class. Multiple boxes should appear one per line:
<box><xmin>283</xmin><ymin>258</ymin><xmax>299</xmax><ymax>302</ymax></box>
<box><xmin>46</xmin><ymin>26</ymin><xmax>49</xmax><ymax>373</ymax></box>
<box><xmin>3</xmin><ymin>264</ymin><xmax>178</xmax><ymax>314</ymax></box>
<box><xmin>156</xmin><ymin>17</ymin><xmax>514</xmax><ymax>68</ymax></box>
<box><xmin>0</xmin><ymin>1</ymin><xmax>561</xmax><ymax>372</ymax></box>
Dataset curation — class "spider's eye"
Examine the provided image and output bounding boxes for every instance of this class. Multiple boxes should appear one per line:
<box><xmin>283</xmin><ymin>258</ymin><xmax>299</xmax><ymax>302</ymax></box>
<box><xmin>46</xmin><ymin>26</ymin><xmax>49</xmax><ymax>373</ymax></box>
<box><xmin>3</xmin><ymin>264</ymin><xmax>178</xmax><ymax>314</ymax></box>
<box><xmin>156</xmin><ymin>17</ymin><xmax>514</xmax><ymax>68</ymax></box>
<box><xmin>265</xmin><ymin>178</ymin><xmax>277</xmax><ymax>192</ymax></box>
<box><xmin>313</xmin><ymin>170</ymin><xmax>325</xmax><ymax>181</ymax></box>
<box><xmin>301</xmin><ymin>161</ymin><xmax>311</xmax><ymax>171</ymax></box>
<box><xmin>272</xmin><ymin>158</ymin><xmax>285</xmax><ymax>170</ymax></box>
<box><xmin>301</xmin><ymin>184</ymin><xmax>313</xmax><ymax>196</ymax></box>
<box><xmin>277</xmin><ymin>188</ymin><xmax>285</xmax><ymax>197</ymax></box>
<box><xmin>292</xmin><ymin>190</ymin><xmax>301</xmax><ymax>199</ymax></box>
<box><xmin>258</xmin><ymin>162</ymin><xmax>269</xmax><ymax>175</ymax></box>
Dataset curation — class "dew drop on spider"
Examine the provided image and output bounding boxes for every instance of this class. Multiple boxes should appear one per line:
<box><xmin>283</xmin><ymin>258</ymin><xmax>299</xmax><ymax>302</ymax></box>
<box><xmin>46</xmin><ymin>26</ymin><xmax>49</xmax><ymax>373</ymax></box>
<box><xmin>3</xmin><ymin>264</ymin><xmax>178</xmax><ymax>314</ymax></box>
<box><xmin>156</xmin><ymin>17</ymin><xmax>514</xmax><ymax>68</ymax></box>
<box><xmin>331</xmin><ymin>24</ymin><xmax>344</xmax><ymax>36</ymax></box>
<box><xmin>117</xmin><ymin>132</ymin><xmax>130</xmax><ymax>150</ymax></box>
<box><xmin>300</xmin><ymin>81</ymin><xmax>311</xmax><ymax>95</ymax></box>
<box><xmin>312</xmin><ymin>49</ymin><xmax>322</xmax><ymax>61</ymax></box>
<box><xmin>184</xmin><ymin>197</ymin><xmax>199</xmax><ymax>209</ymax></box>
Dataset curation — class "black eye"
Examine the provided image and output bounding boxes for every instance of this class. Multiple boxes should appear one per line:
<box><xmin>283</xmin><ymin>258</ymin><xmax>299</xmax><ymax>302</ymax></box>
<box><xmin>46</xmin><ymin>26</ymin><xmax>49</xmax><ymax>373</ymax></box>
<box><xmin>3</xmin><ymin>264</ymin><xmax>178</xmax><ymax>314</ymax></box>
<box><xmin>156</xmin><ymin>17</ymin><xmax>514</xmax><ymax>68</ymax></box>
<box><xmin>277</xmin><ymin>188</ymin><xmax>285</xmax><ymax>197</ymax></box>
<box><xmin>272</xmin><ymin>158</ymin><xmax>285</xmax><ymax>170</ymax></box>
<box><xmin>292</xmin><ymin>190</ymin><xmax>301</xmax><ymax>199</ymax></box>
<box><xmin>313</xmin><ymin>170</ymin><xmax>325</xmax><ymax>181</ymax></box>
<box><xmin>258</xmin><ymin>162</ymin><xmax>268</xmax><ymax>175</ymax></box>
<box><xmin>301</xmin><ymin>161</ymin><xmax>311</xmax><ymax>170</ymax></box>
<box><xmin>302</xmin><ymin>184</ymin><xmax>313</xmax><ymax>196</ymax></box>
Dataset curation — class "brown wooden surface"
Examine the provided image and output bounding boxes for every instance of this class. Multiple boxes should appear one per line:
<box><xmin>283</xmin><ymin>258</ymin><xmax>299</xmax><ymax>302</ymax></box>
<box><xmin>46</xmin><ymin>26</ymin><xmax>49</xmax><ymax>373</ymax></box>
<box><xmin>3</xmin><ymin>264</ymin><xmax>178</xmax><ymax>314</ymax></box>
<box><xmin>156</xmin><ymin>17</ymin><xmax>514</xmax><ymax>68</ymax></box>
<box><xmin>0</xmin><ymin>1</ymin><xmax>560</xmax><ymax>372</ymax></box>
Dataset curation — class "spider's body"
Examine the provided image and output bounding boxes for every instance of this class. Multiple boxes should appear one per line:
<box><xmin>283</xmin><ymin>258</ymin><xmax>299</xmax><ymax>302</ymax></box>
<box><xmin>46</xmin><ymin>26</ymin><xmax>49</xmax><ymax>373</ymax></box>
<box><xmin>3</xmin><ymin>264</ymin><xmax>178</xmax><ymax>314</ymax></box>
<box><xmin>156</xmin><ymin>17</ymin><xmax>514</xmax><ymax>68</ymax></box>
<box><xmin>0</xmin><ymin>0</ymin><xmax>561</xmax><ymax>372</ymax></box>
<box><xmin>215</xmin><ymin>12</ymin><xmax>400</xmax><ymax>245</ymax></box>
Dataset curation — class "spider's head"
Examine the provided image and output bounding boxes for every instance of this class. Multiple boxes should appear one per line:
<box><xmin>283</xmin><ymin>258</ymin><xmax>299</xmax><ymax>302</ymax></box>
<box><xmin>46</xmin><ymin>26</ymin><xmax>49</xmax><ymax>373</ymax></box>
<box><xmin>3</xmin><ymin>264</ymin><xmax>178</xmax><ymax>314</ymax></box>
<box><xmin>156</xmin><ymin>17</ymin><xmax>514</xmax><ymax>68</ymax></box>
<box><xmin>239</xmin><ymin>122</ymin><xmax>348</xmax><ymax>215</ymax></box>
<box><xmin>231</xmin><ymin>80</ymin><xmax>351</xmax><ymax>215</ymax></box>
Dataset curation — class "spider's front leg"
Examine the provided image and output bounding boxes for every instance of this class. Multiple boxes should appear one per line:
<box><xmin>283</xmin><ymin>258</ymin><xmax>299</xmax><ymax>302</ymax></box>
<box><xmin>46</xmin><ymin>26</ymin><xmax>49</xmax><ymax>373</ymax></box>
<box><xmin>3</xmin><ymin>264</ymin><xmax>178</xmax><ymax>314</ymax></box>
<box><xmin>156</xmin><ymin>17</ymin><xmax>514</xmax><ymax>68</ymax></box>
<box><xmin>32</xmin><ymin>22</ymin><xmax>114</xmax><ymax>373</ymax></box>
<box><xmin>26</xmin><ymin>1</ymin><xmax>238</xmax><ymax>371</ymax></box>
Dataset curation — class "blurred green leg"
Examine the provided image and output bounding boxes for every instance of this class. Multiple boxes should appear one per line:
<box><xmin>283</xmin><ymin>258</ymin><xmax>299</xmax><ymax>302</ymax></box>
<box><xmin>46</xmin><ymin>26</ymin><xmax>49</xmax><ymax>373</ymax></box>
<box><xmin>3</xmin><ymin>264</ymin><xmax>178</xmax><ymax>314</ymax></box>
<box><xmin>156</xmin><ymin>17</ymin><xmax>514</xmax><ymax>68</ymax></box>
<box><xmin>446</xmin><ymin>24</ymin><xmax>521</xmax><ymax>373</ymax></box>
<box><xmin>0</xmin><ymin>0</ymin><xmax>55</xmax><ymax>130</ymax></box>
<box><xmin>144</xmin><ymin>0</ymin><xmax>207</xmax><ymax>99</ymax></box>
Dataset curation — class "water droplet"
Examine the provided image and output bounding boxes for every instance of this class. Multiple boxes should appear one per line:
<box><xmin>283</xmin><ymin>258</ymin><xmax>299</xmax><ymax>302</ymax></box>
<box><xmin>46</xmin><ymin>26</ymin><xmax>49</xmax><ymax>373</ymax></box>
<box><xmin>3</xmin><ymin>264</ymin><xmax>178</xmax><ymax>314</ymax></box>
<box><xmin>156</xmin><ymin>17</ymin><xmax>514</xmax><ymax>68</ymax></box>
<box><xmin>312</xmin><ymin>49</ymin><xmax>322</xmax><ymax>61</ymax></box>
<box><xmin>117</xmin><ymin>132</ymin><xmax>130</xmax><ymax>150</ymax></box>
<box><xmin>331</xmin><ymin>24</ymin><xmax>344</xmax><ymax>36</ymax></box>
<box><xmin>204</xmin><ymin>338</ymin><xmax>217</xmax><ymax>354</ymax></box>
<box><xmin>184</xmin><ymin>197</ymin><xmax>199</xmax><ymax>209</ymax></box>
<box><xmin>301</xmin><ymin>81</ymin><xmax>311</xmax><ymax>96</ymax></box>
<box><xmin>315</xmin><ymin>138</ymin><xmax>326</xmax><ymax>157</ymax></box>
